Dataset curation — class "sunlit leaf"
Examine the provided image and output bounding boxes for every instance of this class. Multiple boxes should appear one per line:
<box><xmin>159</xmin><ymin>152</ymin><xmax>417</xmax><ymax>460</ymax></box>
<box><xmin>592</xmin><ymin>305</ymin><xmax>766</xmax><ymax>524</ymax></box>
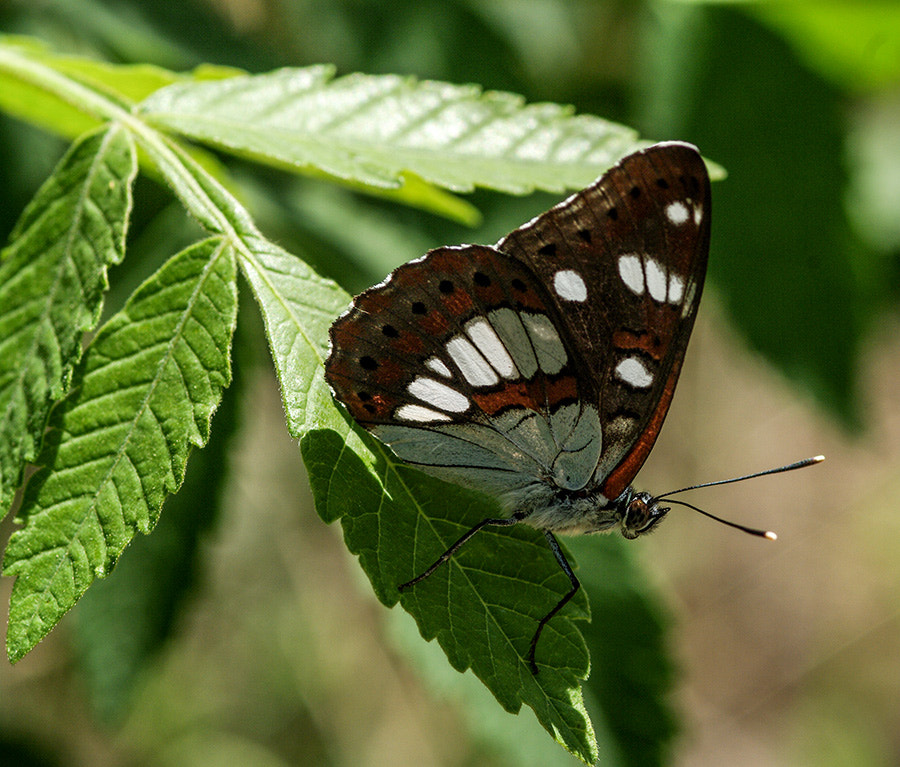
<box><xmin>0</xmin><ymin>125</ymin><xmax>137</xmax><ymax>511</ymax></box>
<box><xmin>138</xmin><ymin>66</ymin><xmax>644</xmax><ymax>194</ymax></box>
<box><xmin>3</xmin><ymin>238</ymin><xmax>237</xmax><ymax>661</ymax></box>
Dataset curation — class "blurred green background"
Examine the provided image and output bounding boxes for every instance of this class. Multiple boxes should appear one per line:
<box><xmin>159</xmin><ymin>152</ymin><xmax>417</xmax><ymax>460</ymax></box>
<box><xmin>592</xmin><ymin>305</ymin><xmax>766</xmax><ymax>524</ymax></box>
<box><xmin>1</xmin><ymin>1</ymin><xmax>899</xmax><ymax>765</ymax></box>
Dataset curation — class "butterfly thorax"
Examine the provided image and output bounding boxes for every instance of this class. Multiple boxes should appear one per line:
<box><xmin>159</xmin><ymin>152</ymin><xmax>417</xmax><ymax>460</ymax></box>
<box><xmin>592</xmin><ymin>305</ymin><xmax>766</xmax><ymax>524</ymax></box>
<box><xmin>500</xmin><ymin>482</ymin><xmax>670</xmax><ymax>539</ymax></box>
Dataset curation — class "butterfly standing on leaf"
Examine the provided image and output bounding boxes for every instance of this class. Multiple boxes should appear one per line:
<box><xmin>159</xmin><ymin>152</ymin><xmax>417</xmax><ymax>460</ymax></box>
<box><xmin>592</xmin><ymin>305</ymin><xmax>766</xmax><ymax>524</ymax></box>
<box><xmin>327</xmin><ymin>142</ymin><xmax>722</xmax><ymax>672</ymax></box>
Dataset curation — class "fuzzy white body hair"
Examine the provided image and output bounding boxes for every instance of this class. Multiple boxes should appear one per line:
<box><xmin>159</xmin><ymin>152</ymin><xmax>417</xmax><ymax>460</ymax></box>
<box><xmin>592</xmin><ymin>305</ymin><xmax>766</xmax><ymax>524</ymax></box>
<box><xmin>499</xmin><ymin>481</ymin><xmax>622</xmax><ymax>535</ymax></box>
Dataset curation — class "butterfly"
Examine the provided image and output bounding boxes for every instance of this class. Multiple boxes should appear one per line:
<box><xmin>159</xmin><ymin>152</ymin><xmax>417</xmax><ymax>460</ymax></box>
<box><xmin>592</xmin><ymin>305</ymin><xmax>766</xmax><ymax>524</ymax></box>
<box><xmin>325</xmin><ymin>142</ymin><xmax>713</xmax><ymax>673</ymax></box>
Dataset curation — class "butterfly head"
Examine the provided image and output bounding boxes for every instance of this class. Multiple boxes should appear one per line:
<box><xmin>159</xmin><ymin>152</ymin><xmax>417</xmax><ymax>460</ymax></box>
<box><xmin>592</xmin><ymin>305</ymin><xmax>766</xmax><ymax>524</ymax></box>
<box><xmin>619</xmin><ymin>489</ymin><xmax>670</xmax><ymax>539</ymax></box>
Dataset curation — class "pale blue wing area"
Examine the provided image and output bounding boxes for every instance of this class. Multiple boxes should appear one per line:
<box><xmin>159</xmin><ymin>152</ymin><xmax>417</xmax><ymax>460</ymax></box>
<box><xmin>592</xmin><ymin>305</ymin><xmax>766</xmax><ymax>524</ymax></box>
<box><xmin>373</xmin><ymin>403</ymin><xmax>603</xmax><ymax>499</ymax></box>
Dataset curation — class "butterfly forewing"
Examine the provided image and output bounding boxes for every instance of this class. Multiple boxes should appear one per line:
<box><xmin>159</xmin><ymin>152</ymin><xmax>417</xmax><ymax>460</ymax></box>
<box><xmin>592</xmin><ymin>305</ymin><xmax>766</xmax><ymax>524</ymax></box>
<box><xmin>497</xmin><ymin>142</ymin><xmax>711</xmax><ymax>498</ymax></box>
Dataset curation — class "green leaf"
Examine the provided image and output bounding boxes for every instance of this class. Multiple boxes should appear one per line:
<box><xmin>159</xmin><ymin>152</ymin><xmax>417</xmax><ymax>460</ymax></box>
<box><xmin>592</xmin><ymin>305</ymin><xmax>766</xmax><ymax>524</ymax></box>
<box><xmin>686</xmin><ymin>9</ymin><xmax>871</xmax><ymax>421</ymax></box>
<box><xmin>328</xmin><ymin>171</ymin><xmax>483</xmax><ymax>227</ymax></box>
<box><xmin>749</xmin><ymin>2</ymin><xmax>900</xmax><ymax>91</ymax></box>
<box><xmin>0</xmin><ymin>43</ymin><xmax>104</xmax><ymax>140</ymax></box>
<box><xmin>0</xmin><ymin>37</ymin><xmax>240</xmax><ymax>139</ymax></box>
<box><xmin>571</xmin><ymin>536</ymin><xmax>678</xmax><ymax>767</ymax></box>
<box><xmin>137</xmin><ymin>66</ymin><xmax>643</xmax><ymax>194</ymax></box>
<box><xmin>237</xmin><ymin>238</ymin><xmax>350</xmax><ymax>436</ymax></box>
<box><xmin>0</xmin><ymin>125</ymin><xmax>137</xmax><ymax>512</ymax></box>
<box><xmin>3</xmin><ymin>238</ymin><xmax>237</xmax><ymax>662</ymax></box>
<box><xmin>301</xmin><ymin>422</ymin><xmax>597</xmax><ymax>763</ymax></box>
<box><xmin>49</xmin><ymin>54</ymin><xmax>240</xmax><ymax>105</ymax></box>
<box><xmin>72</xmin><ymin>366</ymin><xmax>242</xmax><ymax>722</ymax></box>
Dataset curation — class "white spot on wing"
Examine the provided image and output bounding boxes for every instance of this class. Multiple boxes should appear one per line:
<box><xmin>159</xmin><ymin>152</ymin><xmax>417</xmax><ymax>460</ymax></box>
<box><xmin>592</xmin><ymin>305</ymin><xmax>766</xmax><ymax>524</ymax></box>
<box><xmin>425</xmin><ymin>356</ymin><xmax>453</xmax><ymax>378</ymax></box>
<box><xmin>668</xmin><ymin>273</ymin><xmax>685</xmax><ymax>304</ymax></box>
<box><xmin>465</xmin><ymin>318</ymin><xmax>518</xmax><ymax>379</ymax></box>
<box><xmin>395</xmin><ymin>404</ymin><xmax>453</xmax><ymax>422</ymax></box>
<box><xmin>618</xmin><ymin>254</ymin><xmax>644</xmax><ymax>295</ymax></box>
<box><xmin>615</xmin><ymin>357</ymin><xmax>653</xmax><ymax>389</ymax></box>
<box><xmin>446</xmin><ymin>336</ymin><xmax>500</xmax><ymax>386</ymax></box>
<box><xmin>645</xmin><ymin>258</ymin><xmax>668</xmax><ymax>302</ymax></box>
<box><xmin>553</xmin><ymin>269</ymin><xmax>588</xmax><ymax>302</ymax></box>
<box><xmin>666</xmin><ymin>201</ymin><xmax>690</xmax><ymax>225</ymax></box>
<box><xmin>407</xmin><ymin>377</ymin><xmax>470</xmax><ymax>412</ymax></box>
<box><xmin>693</xmin><ymin>204</ymin><xmax>703</xmax><ymax>226</ymax></box>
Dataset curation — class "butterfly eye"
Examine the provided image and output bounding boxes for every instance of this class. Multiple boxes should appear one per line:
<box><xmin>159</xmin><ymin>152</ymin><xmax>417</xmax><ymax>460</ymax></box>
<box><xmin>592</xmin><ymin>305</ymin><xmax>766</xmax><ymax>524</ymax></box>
<box><xmin>622</xmin><ymin>494</ymin><xmax>668</xmax><ymax>538</ymax></box>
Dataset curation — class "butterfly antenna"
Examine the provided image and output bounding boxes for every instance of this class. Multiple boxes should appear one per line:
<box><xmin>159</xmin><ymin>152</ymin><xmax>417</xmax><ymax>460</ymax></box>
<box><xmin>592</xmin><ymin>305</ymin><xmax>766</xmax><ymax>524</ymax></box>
<box><xmin>661</xmin><ymin>455</ymin><xmax>824</xmax><ymax>496</ymax></box>
<box><xmin>656</xmin><ymin>455</ymin><xmax>824</xmax><ymax>540</ymax></box>
<box><xmin>662</xmin><ymin>498</ymin><xmax>777</xmax><ymax>539</ymax></box>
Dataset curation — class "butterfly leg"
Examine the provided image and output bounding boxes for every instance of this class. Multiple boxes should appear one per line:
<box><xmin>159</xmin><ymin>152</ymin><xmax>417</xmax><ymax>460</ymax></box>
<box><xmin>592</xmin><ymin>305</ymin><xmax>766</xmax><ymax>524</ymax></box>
<box><xmin>528</xmin><ymin>531</ymin><xmax>581</xmax><ymax>674</ymax></box>
<box><xmin>398</xmin><ymin>511</ymin><xmax>528</xmax><ymax>591</ymax></box>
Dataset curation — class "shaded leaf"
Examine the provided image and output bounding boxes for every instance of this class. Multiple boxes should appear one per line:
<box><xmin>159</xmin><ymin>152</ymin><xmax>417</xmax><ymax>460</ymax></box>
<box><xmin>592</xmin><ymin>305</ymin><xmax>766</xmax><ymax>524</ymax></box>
<box><xmin>687</xmin><ymin>9</ymin><xmax>871</xmax><ymax>422</ymax></box>
<box><xmin>570</xmin><ymin>536</ymin><xmax>678</xmax><ymax>767</ymax></box>
<box><xmin>243</xmin><ymin>242</ymin><xmax>597</xmax><ymax>760</ymax></box>
<box><xmin>328</xmin><ymin>170</ymin><xmax>483</xmax><ymax>227</ymax></box>
<box><xmin>302</xmin><ymin>423</ymin><xmax>597</xmax><ymax>763</ymax></box>
<box><xmin>0</xmin><ymin>125</ymin><xmax>137</xmax><ymax>511</ymax></box>
<box><xmin>3</xmin><ymin>238</ymin><xmax>237</xmax><ymax>661</ymax></box>
<box><xmin>0</xmin><ymin>39</ymin><xmax>239</xmax><ymax>139</ymax></box>
<box><xmin>750</xmin><ymin>3</ymin><xmax>900</xmax><ymax>91</ymax></box>
<box><xmin>232</xmin><ymin>217</ymin><xmax>599</xmax><ymax>758</ymax></box>
<box><xmin>0</xmin><ymin>42</ymin><xmax>104</xmax><ymax>140</ymax></box>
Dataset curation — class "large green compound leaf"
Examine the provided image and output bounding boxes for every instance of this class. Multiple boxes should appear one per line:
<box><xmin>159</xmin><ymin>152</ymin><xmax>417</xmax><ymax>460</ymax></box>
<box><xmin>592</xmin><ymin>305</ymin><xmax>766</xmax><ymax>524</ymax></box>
<box><xmin>0</xmin><ymin>43</ymin><xmax>686</xmax><ymax>759</ymax></box>
<box><xmin>3</xmin><ymin>238</ymin><xmax>237</xmax><ymax>661</ymax></box>
<box><xmin>0</xmin><ymin>125</ymin><xmax>137</xmax><ymax>512</ymax></box>
<box><xmin>138</xmin><ymin>65</ymin><xmax>642</xmax><ymax>194</ymax></box>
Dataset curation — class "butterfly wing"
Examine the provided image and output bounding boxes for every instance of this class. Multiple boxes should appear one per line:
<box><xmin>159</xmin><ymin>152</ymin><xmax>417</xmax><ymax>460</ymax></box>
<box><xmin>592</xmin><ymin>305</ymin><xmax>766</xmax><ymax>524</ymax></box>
<box><xmin>326</xmin><ymin>244</ymin><xmax>605</xmax><ymax>498</ymax></box>
<box><xmin>497</xmin><ymin>142</ymin><xmax>711</xmax><ymax>500</ymax></box>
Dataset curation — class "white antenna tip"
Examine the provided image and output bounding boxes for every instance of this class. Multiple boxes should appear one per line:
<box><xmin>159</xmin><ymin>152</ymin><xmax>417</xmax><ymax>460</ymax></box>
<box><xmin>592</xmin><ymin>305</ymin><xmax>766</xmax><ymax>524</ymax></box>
<box><xmin>812</xmin><ymin>455</ymin><xmax>825</xmax><ymax>463</ymax></box>
<box><xmin>765</xmin><ymin>531</ymin><xmax>778</xmax><ymax>541</ymax></box>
